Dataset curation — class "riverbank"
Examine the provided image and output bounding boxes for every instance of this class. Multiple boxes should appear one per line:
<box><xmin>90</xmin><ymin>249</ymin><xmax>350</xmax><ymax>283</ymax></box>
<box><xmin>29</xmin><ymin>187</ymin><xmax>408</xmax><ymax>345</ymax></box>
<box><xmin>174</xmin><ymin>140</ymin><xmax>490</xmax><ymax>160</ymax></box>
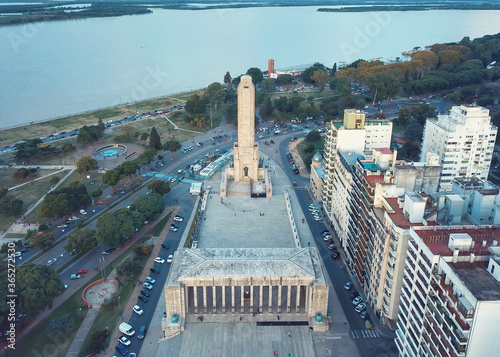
<box><xmin>0</xmin><ymin>89</ymin><xmax>203</xmax><ymax>148</ymax></box>
<box><xmin>318</xmin><ymin>3</ymin><xmax>500</xmax><ymax>12</ymax></box>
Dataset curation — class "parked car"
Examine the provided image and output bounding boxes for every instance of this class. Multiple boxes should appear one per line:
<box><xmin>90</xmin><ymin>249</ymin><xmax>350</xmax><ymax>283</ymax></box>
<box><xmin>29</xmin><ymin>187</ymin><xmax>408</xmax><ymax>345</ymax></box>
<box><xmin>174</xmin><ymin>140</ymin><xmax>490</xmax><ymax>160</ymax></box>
<box><xmin>167</xmin><ymin>255</ymin><xmax>173</xmax><ymax>263</ymax></box>
<box><xmin>143</xmin><ymin>282</ymin><xmax>153</xmax><ymax>290</ymax></box>
<box><xmin>154</xmin><ymin>257</ymin><xmax>165</xmax><ymax>264</ymax></box>
<box><xmin>145</xmin><ymin>276</ymin><xmax>156</xmax><ymax>284</ymax></box>
<box><xmin>140</xmin><ymin>289</ymin><xmax>150</xmax><ymax>297</ymax></box>
<box><xmin>344</xmin><ymin>282</ymin><xmax>353</xmax><ymax>290</ymax></box>
<box><xmin>352</xmin><ymin>296</ymin><xmax>363</xmax><ymax>305</ymax></box>
<box><xmin>118</xmin><ymin>336</ymin><xmax>131</xmax><ymax>346</ymax></box>
<box><xmin>328</xmin><ymin>244</ymin><xmax>336</xmax><ymax>250</ymax></box>
<box><xmin>115</xmin><ymin>344</ymin><xmax>128</xmax><ymax>356</ymax></box>
<box><xmin>161</xmin><ymin>243</ymin><xmax>170</xmax><ymax>250</ymax></box>
<box><xmin>57</xmin><ymin>224</ymin><xmax>68</xmax><ymax>229</ymax></box>
<box><xmin>137</xmin><ymin>325</ymin><xmax>147</xmax><ymax>340</ymax></box>
<box><xmin>174</xmin><ymin>214</ymin><xmax>184</xmax><ymax>222</ymax></box>
<box><xmin>79</xmin><ymin>209</ymin><xmax>87</xmax><ymax>215</ymax></box>
<box><xmin>360</xmin><ymin>311</ymin><xmax>369</xmax><ymax>320</ymax></box>
<box><xmin>169</xmin><ymin>226</ymin><xmax>178</xmax><ymax>232</ymax></box>
<box><xmin>133</xmin><ymin>305</ymin><xmax>144</xmax><ymax>315</ymax></box>
<box><xmin>349</xmin><ymin>291</ymin><xmax>360</xmax><ymax>300</ymax></box>
<box><xmin>150</xmin><ymin>267</ymin><xmax>160</xmax><ymax>274</ymax></box>
<box><xmin>331</xmin><ymin>252</ymin><xmax>340</xmax><ymax>260</ymax></box>
<box><xmin>355</xmin><ymin>303</ymin><xmax>367</xmax><ymax>313</ymax></box>
<box><xmin>138</xmin><ymin>294</ymin><xmax>149</xmax><ymax>303</ymax></box>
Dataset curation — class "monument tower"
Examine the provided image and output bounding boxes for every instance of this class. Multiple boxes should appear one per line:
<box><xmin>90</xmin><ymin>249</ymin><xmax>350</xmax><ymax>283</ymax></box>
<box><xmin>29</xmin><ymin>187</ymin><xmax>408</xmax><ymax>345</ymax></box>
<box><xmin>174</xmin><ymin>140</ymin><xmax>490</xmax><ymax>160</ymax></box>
<box><xmin>233</xmin><ymin>75</ymin><xmax>260</xmax><ymax>182</ymax></box>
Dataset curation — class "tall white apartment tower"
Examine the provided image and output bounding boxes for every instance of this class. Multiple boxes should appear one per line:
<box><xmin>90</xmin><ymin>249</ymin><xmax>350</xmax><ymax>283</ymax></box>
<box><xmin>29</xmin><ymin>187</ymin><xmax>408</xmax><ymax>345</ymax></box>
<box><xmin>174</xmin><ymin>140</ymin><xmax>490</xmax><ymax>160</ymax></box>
<box><xmin>420</xmin><ymin>104</ymin><xmax>497</xmax><ymax>191</ymax></box>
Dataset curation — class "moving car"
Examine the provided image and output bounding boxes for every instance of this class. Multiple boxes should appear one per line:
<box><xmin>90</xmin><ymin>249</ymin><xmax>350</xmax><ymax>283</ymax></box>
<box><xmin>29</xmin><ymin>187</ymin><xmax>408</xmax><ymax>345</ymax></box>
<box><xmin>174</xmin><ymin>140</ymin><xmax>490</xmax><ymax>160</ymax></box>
<box><xmin>46</xmin><ymin>258</ymin><xmax>57</xmax><ymax>265</ymax></box>
<box><xmin>79</xmin><ymin>209</ymin><xmax>87</xmax><ymax>215</ymax></box>
<box><xmin>132</xmin><ymin>305</ymin><xmax>144</xmax><ymax>315</ymax></box>
<box><xmin>70</xmin><ymin>274</ymin><xmax>81</xmax><ymax>280</ymax></box>
<box><xmin>167</xmin><ymin>255</ymin><xmax>173</xmax><ymax>263</ymax></box>
<box><xmin>154</xmin><ymin>257</ymin><xmax>165</xmax><ymax>264</ymax></box>
<box><xmin>161</xmin><ymin>243</ymin><xmax>170</xmax><ymax>250</ymax></box>
<box><xmin>331</xmin><ymin>252</ymin><xmax>340</xmax><ymax>260</ymax></box>
<box><xmin>77</xmin><ymin>269</ymin><xmax>87</xmax><ymax>275</ymax></box>
<box><xmin>344</xmin><ymin>282</ymin><xmax>353</xmax><ymax>290</ymax></box>
<box><xmin>57</xmin><ymin>224</ymin><xmax>68</xmax><ymax>228</ymax></box>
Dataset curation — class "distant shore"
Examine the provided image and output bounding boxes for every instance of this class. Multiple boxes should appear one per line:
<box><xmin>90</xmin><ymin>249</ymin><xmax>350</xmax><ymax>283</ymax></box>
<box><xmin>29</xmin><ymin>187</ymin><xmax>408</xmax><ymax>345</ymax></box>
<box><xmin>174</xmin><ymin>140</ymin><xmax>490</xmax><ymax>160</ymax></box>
<box><xmin>2</xmin><ymin>1</ymin><xmax>500</xmax><ymax>27</ymax></box>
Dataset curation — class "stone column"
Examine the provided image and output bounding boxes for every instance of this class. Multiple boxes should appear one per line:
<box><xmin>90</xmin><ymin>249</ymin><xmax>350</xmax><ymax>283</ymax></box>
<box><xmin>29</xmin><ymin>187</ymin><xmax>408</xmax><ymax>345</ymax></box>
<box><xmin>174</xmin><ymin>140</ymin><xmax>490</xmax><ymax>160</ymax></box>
<box><xmin>296</xmin><ymin>285</ymin><xmax>301</xmax><ymax>313</ymax></box>
<box><xmin>193</xmin><ymin>286</ymin><xmax>198</xmax><ymax>314</ymax></box>
<box><xmin>277</xmin><ymin>286</ymin><xmax>282</xmax><ymax>313</ymax></box>
<box><xmin>212</xmin><ymin>285</ymin><xmax>217</xmax><ymax>313</ymax></box>
<box><xmin>250</xmin><ymin>286</ymin><xmax>254</xmax><ymax>312</ymax></box>
<box><xmin>287</xmin><ymin>285</ymin><xmax>292</xmax><ymax>313</ymax></box>
<box><xmin>241</xmin><ymin>286</ymin><xmax>245</xmax><ymax>312</ymax></box>
<box><xmin>268</xmin><ymin>286</ymin><xmax>273</xmax><ymax>313</ymax></box>
<box><xmin>202</xmin><ymin>286</ymin><xmax>208</xmax><ymax>314</ymax></box>
<box><xmin>259</xmin><ymin>286</ymin><xmax>264</xmax><ymax>313</ymax></box>
<box><xmin>222</xmin><ymin>286</ymin><xmax>226</xmax><ymax>313</ymax></box>
<box><xmin>232</xmin><ymin>286</ymin><xmax>236</xmax><ymax>314</ymax></box>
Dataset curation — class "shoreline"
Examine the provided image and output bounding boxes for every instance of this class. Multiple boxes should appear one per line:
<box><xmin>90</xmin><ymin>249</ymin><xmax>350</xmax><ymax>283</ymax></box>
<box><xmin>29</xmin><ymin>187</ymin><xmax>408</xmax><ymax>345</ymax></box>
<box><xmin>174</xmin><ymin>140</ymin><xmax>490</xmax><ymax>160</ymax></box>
<box><xmin>0</xmin><ymin>88</ymin><xmax>205</xmax><ymax>147</ymax></box>
<box><xmin>2</xmin><ymin>1</ymin><xmax>500</xmax><ymax>27</ymax></box>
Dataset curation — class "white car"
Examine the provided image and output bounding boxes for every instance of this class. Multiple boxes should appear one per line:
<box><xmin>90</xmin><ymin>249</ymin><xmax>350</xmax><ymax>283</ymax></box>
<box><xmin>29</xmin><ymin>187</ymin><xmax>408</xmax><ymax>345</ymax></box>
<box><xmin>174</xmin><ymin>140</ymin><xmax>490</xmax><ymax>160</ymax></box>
<box><xmin>167</xmin><ymin>255</ymin><xmax>173</xmax><ymax>263</ymax></box>
<box><xmin>143</xmin><ymin>282</ymin><xmax>153</xmax><ymax>290</ymax></box>
<box><xmin>174</xmin><ymin>215</ymin><xmax>184</xmax><ymax>222</ymax></box>
<box><xmin>118</xmin><ymin>336</ymin><xmax>131</xmax><ymax>346</ymax></box>
<box><xmin>145</xmin><ymin>277</ymin><xmax>155</xmax><ymax>284</ymax></box>
<box><xmin>169</xmin><ymin>226</ymin><xmax>178</xmax><ymax>232</ymax></box>
<box><xmin>79</xmin><ymin>209</ymin><xmax>87</xmax><ymax>215</ymax></box>
<box><xmin>46</xmin><ymin>258</ymin><xmax>57</xmax><ymax>265</ymax></box>
<box><xmin>57</xmin><ymin>224</ymin><xmax>68</xmax><ymax>228</ymax></box>
<box><xmin>154</xmin><ymin>257</ymin><xmax>165</xmax><ymax>264</ymax></box>
<box><xmin>133</xmin><ymin>305</ymin><xmax>144</xmax><ymax>315</ymax></box>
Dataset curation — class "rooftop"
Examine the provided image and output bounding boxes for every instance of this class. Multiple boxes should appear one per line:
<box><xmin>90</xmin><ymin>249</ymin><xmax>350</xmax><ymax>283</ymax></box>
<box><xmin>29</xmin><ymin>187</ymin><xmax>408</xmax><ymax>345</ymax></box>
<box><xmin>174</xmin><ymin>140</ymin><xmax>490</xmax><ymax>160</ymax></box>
<box><xmin>385</xmin><ymin>197</ymin><xmax>429</xmax><ymax>229</ymax></box>
<box><xmin>374</xmin><ymin>148</ymin><xmax>393</xmax><ymax>155</ymax></box>
<box><xmin>413</xmin><ymin>226</ymin><xmax>500</xmax><ymax>257</ymax></box>
<box><xmin>449</xmin><ymin>261</ymin><xmax>500</xmax><ymax>301</ymax></box>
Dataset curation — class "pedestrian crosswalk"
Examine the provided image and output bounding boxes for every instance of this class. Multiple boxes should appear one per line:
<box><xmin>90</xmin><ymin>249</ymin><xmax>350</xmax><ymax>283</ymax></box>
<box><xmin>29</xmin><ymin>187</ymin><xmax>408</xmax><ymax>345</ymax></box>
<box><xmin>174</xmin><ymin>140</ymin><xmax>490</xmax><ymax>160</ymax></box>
<box><xmin>350</xmin><ymin>329</ymin><xmax>380</xmax><ymax>339</ymax></box>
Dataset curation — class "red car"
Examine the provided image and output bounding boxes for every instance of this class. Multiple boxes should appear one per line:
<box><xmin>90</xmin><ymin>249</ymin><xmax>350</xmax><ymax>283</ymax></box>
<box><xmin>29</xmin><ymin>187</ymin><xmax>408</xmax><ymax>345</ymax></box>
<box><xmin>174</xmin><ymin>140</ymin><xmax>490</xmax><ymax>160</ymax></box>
<box><xmin>77</xmin><ymin>269</ymin><xmax>87</xmax><ymax>275</ymax></box>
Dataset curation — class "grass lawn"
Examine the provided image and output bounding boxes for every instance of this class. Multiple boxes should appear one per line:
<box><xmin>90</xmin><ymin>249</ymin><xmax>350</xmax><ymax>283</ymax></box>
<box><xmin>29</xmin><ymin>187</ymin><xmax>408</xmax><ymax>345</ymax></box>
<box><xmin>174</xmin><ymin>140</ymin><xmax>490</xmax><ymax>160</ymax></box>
<box><xmin>147</xmin><ymin>211</ymin><xmax>173</xmax><ymax>237</ymax></box>
<box><xmin>0</xmin><ymin>89</ymin><xmax>204</xmax><ymax>147</ymax></box>
<box><xmin>9</xmin><ymin>284</ymin><xmax>89</xmax><ymax>357</ymax></box>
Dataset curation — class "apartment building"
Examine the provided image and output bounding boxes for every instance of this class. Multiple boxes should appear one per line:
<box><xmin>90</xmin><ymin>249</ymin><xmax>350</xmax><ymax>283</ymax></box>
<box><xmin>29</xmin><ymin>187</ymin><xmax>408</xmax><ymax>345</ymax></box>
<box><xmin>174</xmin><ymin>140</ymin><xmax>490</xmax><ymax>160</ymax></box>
<box><xmin>396</xmin><ymin>225</ymin><xmax>500</xmax><ymax>357</ymax></box>
<box><xmin>420</xmin><ymin>104</ymin><xmax>497</xmax><ymax>191</ymax></box>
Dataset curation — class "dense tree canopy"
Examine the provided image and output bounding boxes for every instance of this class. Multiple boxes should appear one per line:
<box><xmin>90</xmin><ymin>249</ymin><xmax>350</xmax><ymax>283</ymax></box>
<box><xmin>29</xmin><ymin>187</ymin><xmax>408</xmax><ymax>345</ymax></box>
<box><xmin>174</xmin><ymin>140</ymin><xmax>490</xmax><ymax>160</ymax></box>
<box><xmin>163</xmin><ymin>140</ymin><xmax>182</xmax><ymax>152</ymax></box>
<box><xmin>149</xmin><ymin>127</ymin><xmax>162</xmax><ymax>150</ymax></box>
<box><xmin>38</xmin><ymin>182</ymin><xmax>91</xmax><ymax>218</ymax></box>
<box><xmin>246</xmin><ymin>67</ymin><xmax>264</xmax><ymax>85</ymax></box>
<box><xmin>28</xmin><ymin>231</ymin><xmax>56</xmax><ymax>251</ymax></box>
<box><xmin>77</xmin><ymin>124</ymin><xmax>104</xmax><ymax>144</ymax></box>
<box><xmin>203</xmin><ymin>82</ymin><xmax>227</xmax><ymax>109</ymax></box>
<box><xmin>185</xmin><ymin>94</ymin><xmax>206</xmax><ymax>115</ymax></box>
<box><xmin>76</xmin><ymin>156</ymin><xmax>98</xmax><ymax>173</ymax></box>
<box><xmin>130</xmin><ymin>193</ymin><xmax>164</xmax><ymax>222</ymax></box>
<box><xmin>64</xmin><ymin>228</ymin><xmax>98</xmax><ymax>254</ymax></box>
<box><xmin>147</xmin><ymin>180</ymin><xmax>170</xmax><ymax>196</ymax></box>
<box><xmin>311</xmin><ymin>69</ymin><xmax>329</xmax><ymax>91</ymax></box>
<box><xmin>96</xmin><ymin>208</ymin><xmax>143</xmax><ymax>247</ymax></box>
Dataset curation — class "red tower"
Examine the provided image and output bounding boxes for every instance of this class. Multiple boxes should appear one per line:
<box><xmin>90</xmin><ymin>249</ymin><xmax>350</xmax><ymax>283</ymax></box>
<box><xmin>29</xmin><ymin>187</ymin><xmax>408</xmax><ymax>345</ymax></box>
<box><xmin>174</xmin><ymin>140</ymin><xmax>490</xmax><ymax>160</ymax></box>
<box><xmin>268</xmin><ymin>59</ymin><xmax>275</xmax><ymax>78</ymax></box>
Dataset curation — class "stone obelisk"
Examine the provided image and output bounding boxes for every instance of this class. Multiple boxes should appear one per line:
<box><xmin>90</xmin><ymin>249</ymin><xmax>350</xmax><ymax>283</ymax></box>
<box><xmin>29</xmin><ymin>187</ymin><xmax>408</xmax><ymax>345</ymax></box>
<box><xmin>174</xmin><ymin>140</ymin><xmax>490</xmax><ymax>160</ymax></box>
<box><xmin>233</xmin><ymin>75</ymin><xmax>259</xmax><ymax>182</ymax></box>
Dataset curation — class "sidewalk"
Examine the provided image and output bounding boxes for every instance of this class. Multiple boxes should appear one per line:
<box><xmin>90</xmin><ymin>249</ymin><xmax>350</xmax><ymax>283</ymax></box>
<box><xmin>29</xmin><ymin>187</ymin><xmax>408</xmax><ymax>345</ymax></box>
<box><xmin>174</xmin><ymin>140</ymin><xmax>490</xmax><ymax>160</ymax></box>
<box><xmin>102</xmin><ymin>206</ymin><xmax>180</xmax><ymax>356</ymax></box>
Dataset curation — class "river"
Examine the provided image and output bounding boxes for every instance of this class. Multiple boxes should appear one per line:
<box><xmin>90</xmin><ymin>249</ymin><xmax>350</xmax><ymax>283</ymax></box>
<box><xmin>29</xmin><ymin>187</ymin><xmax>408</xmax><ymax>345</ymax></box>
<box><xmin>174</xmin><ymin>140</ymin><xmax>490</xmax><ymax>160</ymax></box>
<box><xmin>0</xmin><ymin>7</ymin><xmax>500</xmax><ymax>128</ymax></box>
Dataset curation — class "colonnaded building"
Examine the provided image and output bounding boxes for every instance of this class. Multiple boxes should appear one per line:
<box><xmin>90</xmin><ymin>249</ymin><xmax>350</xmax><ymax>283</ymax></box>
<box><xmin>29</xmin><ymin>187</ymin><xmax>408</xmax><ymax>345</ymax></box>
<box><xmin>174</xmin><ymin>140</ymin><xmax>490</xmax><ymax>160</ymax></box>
<box><xmin>162</xmin><ymin>76</ymin><xmax>329</xmax><ymax>338</ymax></box>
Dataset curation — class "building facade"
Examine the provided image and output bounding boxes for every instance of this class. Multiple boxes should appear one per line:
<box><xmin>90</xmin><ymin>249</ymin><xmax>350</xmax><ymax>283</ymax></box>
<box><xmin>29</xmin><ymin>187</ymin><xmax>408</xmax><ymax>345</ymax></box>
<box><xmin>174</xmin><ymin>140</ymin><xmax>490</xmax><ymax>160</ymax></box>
<box><xmin>396</xmin><ymin>225</ymin><xmax>500</xmax><ymax>357</ymax></box>
<box><xmin>420</xmin><ymin>104</ymin><xmax>497</xmax><ymax>191</ymax></box>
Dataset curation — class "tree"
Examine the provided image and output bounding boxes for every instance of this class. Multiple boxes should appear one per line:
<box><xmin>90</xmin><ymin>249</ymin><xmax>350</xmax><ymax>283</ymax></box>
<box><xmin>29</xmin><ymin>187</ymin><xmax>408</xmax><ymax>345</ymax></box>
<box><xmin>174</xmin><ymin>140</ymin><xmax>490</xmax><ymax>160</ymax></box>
<box><xmin>0</xmin><ymin>239</ymin><xmax>22</xmax><ymax>254</ymax></box>
<box><xmin>92</xmin><ymin>188</ymin><xmax>103</xmax><ymax>198</ymax></box>
<box><xmin>96</xmin><ymin>208</ymin><xmax>143</xmax><ymax>247</ymax></box>
<box><xmin>246</xmin><ymin>67</ymin><xmax>264</xmax><ymax>85</ymax></box>
<box><xmin>203</xmin><ymin>82</ymin><xmax>226</xmax><ymax>110</ymax></box>
<box><xmin>140</xmin><ymin>132</ymin><xmax>149</xmax><ymax>141</ymax></box>
<box><xmin>120</xmin><ymin>175</ymin><xmax>144</xmax><ymax>191</ymax></box>
<box><xmin>130</xmin><ymin>193</ymin><xmax>165</xmax><ymax>221</ymax></box>
<box><xmin>331</xmin><ymin>63</ymin><xmax>337</xmax><ymax>77</ymax></box>
<box><xmin>77</xmin><ymin>125</ymin><xmax>103</xmax><ymax>144</ymax></box>
<box><xmin>38</xmin><ymin>182</ymin><xmax>91</xmax><ymax>218</ymax></box>
<box><xmin>224</xmin><ymin>71</ymin><xmax>232</xmax><ymax>85</ymax></box>
<box><xmin>10</xmin><ymin>263</ymin><xmax>65</xmax><ymax>316</ymax></box>
<box><xmin>305</xmin><ymin>130</ymin><xmax>321</xmax><ymax>142</ymax></box>
<box><xmin>395</xmin><ymin>107</ymin><xmax>411</xmax><ymax>126</ymax></box>
<box><xmin>147</xmin><ymin>180</ymin><xmax>171</xmax><ymax>196</ymax></box>
<box><xmin>149</xmin><ymin>127</ymin><xmax>162</xmax><ymax>150</ymax></box>
<box><xmin>116</xmin><ymin>258</ymin><xmax>142</xmax><ymax>279</ymax></box>
<box><xmin>50</xmin><ymin>176</ymin><xmax>60</xmax><ymax>185</ymax></box>
<box><xmin>260</xmin><ymin>97</ymin><xmax>273</xmax><ymax>118</ymax></box>
<box><xmin>163</xmin><ymin>140</ymin><xmax>182</xmax><ymax>152</ymax></box>
<box><xmin>0</xmin><ymin>187</ymin><xmax>7</xmax><ymax>199</ymax></box>
<box><xmin>330</xmin><ymin>77</ymin><xmax>351</xmax><ymax>96</ymax></box>
<box><xmin>76</xmin><ymin>156</ymin><xmax>98</xmax><ymax>173</ymax></box>
<box><xmin>301</xmin><ymin>63</ymin><xmax>325</xmax><ymax>83</ymax></box>
<box><xmin>65</xmin><ymin>229</ymin><xmax>98</xmax><ymax>254</ymax></box>
<box><xmin>102</xmin><ymin>169</ymin><xmax>123</xmax><ymax>187</ymax></box>
<box><xmin>368</xmin><ymin>71</ymin><xmax>400</xmax><ymax>104</ymax></box>
<box><xmin>0</xmin><ymin>196</ymin><xmax>23</xmax><ymax>217</ymax></box>
<box><xmin>85</xmin><ymin>329</ymin><xmax>107</xmax><ymax>356</ymax></box>
<box><xmin>260</xmin><ymin>78</ymin><xmax>276</xmax><ymax>93</ymax></box>
<box><xmin>98</xmin><ymin>118</ymin><xmax>105</xmax><ymax>133</ymax></box>
<box><xmin>224</xmin><ymin>102</ymin><xmax>238</xmax><ymax>123</ymax></box>
<box><xmin>184</xmin><ymin>94</ymin><xmax>206</xmax><ymax>115</ymax></box>
<box><xmin>276</xmin><ymin>74</ymin><xmax>293</xmax><ymax>85</ymax></box>
<box><xmin>62</xmin><ymin>143</ymin><xmax>75</xmax><ymax>153</ymax></box>
<box><xmin>311</xmin><ymin>69</ymin><xmax>329</xmax><ymax>91</ymax></box>
<box><xmin>29</xmin><ymin>231</ymin><xmax>56</xmax><ymax>251</ymax></box>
